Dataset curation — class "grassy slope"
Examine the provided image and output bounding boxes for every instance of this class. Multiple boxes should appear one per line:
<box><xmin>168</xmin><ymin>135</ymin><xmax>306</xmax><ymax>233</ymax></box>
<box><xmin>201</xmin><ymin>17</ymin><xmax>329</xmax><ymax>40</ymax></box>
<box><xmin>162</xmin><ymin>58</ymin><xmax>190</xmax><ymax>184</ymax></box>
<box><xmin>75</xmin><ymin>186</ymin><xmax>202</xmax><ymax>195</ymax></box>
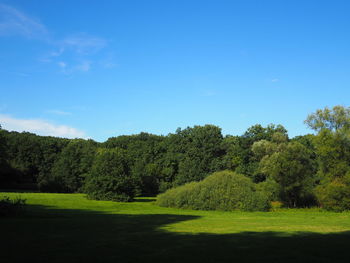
<box><xmin>1</xmin><ymin>192</ymin><xmax>350</xmax><ymax>262</ymax></box>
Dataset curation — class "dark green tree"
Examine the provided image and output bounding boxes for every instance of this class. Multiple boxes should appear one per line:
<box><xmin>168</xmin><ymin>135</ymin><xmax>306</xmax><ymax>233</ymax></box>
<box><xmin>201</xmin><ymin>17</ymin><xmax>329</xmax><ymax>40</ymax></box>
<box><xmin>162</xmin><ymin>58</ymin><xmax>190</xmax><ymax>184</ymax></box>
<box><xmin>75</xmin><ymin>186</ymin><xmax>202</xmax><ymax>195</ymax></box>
<box><xmin>84</xmin><ymin>148</ymin><xmax>137</xmax><ymax>201</ymax></box>
<box><xmin>105</xmin><ymin>132</ymin><xmax>165</xmax><ymax>195</ymax></box>
<box><xmin>259</xmin><ymin>142</ymin><xmax>317</xmax><ymax>207</ymax></box>
<box><xmin>223</xmin><ymin>124</ymin><xmax>288</xmax><ymax>182</ymax></box>
<box><xmin>305</xmin><ymin>106</ymin><xmax>350</xmax><ymax>210</ymax></box>
<box><xmin>42</xmin><ymin>139</ymin><xmax>97</xmax><ymax>193</ymax></box>
<box><xmin>1</xmin><ymin>130</ymin><xmax>69</xmax><ymax>190</ymax></box>
<box><xmin>172</xmin><ymin>125</ymin><xmax>225</xmax><ymax>185</ymax></box>
<box><xmin>0</xmin><ymin>125</ymin><xmax>12</xmax><ymax>187</ymax></box>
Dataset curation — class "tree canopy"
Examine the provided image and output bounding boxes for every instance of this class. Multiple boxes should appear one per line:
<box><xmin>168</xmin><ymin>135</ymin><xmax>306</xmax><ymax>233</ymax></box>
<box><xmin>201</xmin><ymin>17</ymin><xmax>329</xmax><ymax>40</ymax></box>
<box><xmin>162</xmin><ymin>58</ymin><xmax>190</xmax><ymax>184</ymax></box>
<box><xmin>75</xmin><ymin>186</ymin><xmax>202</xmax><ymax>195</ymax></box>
<box><xmin>1</xmin><ymin>106</ymin><xmax>350</xmax><ymax>211</ymax></box>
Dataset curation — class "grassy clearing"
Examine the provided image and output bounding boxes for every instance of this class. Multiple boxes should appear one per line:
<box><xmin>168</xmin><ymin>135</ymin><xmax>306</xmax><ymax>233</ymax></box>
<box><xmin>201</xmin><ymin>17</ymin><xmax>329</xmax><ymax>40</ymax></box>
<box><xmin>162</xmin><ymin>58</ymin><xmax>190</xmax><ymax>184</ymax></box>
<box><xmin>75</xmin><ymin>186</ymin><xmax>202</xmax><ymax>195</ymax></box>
<box><xmin>1</xmin><ymin>192</ymin><xmax>350</xmax><ymax>262</ymax></box>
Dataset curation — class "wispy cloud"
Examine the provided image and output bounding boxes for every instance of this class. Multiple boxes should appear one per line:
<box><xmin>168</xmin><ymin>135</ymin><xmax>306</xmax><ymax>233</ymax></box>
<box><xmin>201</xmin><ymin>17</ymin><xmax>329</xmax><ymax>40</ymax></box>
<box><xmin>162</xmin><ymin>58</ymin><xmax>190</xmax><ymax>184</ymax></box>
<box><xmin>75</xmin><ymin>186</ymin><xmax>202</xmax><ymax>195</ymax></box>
<box><xmin>44</xmin><ymin>34</ymin><xmax>106</xmax><ymax>73</ymax></box>
<box><xmin>0</xmin><ymin>69</ymin><xmax>30</xmax><ymax>77</ymax></box>
<box><xmin>61</xmin><ymin>33</ymin><xmax>107</xmax><ymax>54</ymax></box>
<box><xmin>99</xmin><ymin>53</ymin><xmax>118</xmax><ymax>69</ymax></box>
<box><xmin>57</xmin><ymin>60</ymin><xmax>91</xmax><ymax>74</ymax></box>
<box><xmin>75</xmin><ymin>60</ymin><xmax>91</xmax><ymax>72</ymax></box>
<box><xmin>1</xmin><ymin>4</ymin><xmax>114</xmax><ymax>74</ymax></box>
<box><xmin>0</xmin><ymin>114</ymin><xmax>85</xmax><ymax>138</ymax></box>
<box><xmin>0</xmin><ymin>4</ymin><xmax>48</xmax><ymax>39</ymax></box>
<box><xmin>46</xmin><ymin>110</ymin><xmax>72</xmax><ymax>116</ymax></box>
<box><xmin>58</xmin><ymin>61</ymin><xmax>67</xmax><ymax>68</ymax></box>
<box><xmin>202</xmin><ymin>90</ymin><xmax>217</xmax><ymax>97</ymax></box>
<box><xmin>271</xmin><ymin>78</ymin><xmax>279</xmax><ymax>82</ymax></box>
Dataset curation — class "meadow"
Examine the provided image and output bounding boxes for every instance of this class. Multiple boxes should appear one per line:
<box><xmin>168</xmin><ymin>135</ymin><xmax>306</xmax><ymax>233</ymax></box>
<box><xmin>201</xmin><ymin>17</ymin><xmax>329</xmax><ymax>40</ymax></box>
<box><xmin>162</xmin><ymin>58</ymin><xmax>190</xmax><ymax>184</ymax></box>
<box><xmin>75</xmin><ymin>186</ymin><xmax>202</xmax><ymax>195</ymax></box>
<box><xmin>1</xmin><ymin>192</ymin><xmax>350</xmax><ymax>263</ymax></box>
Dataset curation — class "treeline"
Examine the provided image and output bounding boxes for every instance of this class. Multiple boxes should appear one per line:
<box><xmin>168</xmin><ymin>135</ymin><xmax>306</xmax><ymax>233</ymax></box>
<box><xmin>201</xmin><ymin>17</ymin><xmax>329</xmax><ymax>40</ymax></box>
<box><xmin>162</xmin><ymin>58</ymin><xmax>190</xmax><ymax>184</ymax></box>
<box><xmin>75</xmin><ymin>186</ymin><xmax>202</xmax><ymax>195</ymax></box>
<box><xmin>1</xmin><ymin>105</ymin><xmax>350</xmax><ymax>210</ymax></box>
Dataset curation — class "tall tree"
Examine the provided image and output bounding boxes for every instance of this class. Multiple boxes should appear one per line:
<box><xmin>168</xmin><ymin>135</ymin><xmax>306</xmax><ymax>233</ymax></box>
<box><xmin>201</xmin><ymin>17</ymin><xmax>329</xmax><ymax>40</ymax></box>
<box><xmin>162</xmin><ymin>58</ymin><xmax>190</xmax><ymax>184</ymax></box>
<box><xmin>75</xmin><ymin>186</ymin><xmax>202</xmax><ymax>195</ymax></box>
<box><xmin>305</xmin><ymin>105</ymin><xmax>350</xmax><ymax>132</ymax></box>
<box><xmin>259</xmin><ymin>142</ymin><xmax>317</xmax><ymax>207</ymax></box>
<box><xmin>43</xmin><ymin>139</ymin><xmax>98</xmax><ymax>193</ymax></box>
<box><xmin>224</xmin><ymin>124</ymin><xmax>288</xmax><ymax>182</ymax></box>
<box><xmin>172</xmin><ymin>125</ymin><xmax>225</xmax><ymax>185</ymax></box>
<box><xmin>84</xmin><ymin>148</ymin><xmax>137</xmax><ymax>201</ymax></box>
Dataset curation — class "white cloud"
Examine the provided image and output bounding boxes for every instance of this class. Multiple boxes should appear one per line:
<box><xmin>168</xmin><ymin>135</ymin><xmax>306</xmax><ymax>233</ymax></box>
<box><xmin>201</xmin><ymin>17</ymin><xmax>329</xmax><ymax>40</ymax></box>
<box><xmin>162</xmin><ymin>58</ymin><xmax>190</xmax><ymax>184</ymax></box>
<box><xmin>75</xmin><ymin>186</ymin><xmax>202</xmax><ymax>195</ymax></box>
<box><xmin>0</xmin><ymin>114</ymin><xmax>85</xmax><ymax>139</ymax></box>
<box><xmin>271</xmin><ymin>78</ymin><xmax>279</xmax><ymax>82</ymax></box>
<box><xmin>0</xmin><ymin>4</ymin><xmax>48</xmax><ymax>39</ymax></box>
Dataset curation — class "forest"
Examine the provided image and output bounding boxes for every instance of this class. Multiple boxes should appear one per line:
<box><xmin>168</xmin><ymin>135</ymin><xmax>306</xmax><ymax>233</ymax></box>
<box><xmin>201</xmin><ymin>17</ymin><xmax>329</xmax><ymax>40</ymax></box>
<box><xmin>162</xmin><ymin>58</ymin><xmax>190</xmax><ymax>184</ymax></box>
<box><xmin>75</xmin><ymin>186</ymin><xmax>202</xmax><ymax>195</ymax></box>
<box><xmin>1</xmin><ymin>105</ymin><xmax>350</xmax><ymax>211</ymax></box>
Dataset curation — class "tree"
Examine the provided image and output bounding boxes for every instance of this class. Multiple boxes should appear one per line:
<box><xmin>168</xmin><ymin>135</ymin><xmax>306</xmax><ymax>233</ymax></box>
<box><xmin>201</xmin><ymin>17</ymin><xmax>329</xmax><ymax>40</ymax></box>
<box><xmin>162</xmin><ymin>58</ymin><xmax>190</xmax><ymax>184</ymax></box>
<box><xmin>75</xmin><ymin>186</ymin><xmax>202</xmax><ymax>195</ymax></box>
<box><xmin>84</xmin><ymin>148</ymin><xmax>137</xmax><ymax>201</ymax></box>
<box><xmin>224</xmin><ymin>124</ymin><xmax>288</xmax><ymax>182</ymax></box>
<box><xmin>0</xmin><ymin>125</ymin><xmax>6</xmax><ymax>166</ymax></box>
<box><xmin>315</xmin><ymin>173</ymin><xmax>350</xmax><ymax>211</ymax></box>
<box><xmin>305</xmin><ymin>106</ymin><xmax>350</xmax><ymax>179</ymax></box>
<box><xmin>105</xmin><ymin>132</ymin><xmax>165</xmax><ymax>195</ymax></box>
<box><xmin>305</xmin><ymin>106</ymin><xmax>350</xmax><ymax>209</ymax></box>
<box><xmin>45</xmin><ymin>139</ymin><xmax>97</xmax><ymax>193</ymax></box>
<box><xmin>1</xmin><ymin>130</ymin><xmax>69</xmax><ymax>190</ymax></box>
<box><xmin>0</xmin><ymin>126</ymin><xmax>12</xmax><ymax>187</ymax></box>
<box><xmin>305</xmin><ymin>105</ymin><xmax>350</xmax><ymax>132</ymax></box>
<box><xmin>259</xmin><ymin>142</ymin><xmax>317</xmax><ymax>207</ymax></box>
<box><xmin>172</xmin><ymin>125</ymin><xmax>225</xmax><ymax>185</ymax></box>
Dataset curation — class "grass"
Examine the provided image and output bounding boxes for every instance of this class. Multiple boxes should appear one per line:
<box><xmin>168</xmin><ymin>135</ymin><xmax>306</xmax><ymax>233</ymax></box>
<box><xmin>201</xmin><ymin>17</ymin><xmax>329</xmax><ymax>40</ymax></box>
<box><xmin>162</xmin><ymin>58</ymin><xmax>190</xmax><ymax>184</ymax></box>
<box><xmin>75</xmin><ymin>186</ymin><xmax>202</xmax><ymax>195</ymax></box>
<box><xmin>1</xmin><ymin>192</ymin><xmax>350</xmax><ymax>262</ymax></box>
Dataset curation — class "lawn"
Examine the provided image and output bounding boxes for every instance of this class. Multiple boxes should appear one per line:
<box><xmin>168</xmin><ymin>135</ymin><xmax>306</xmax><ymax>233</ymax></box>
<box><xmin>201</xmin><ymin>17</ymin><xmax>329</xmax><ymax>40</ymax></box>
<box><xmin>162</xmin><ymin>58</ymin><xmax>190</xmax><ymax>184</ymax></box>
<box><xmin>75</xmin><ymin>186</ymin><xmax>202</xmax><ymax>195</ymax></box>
<box><xmin>1</xmin><ymin>192</ymin><xmax>350</xmax><ymax>262</ymax></box>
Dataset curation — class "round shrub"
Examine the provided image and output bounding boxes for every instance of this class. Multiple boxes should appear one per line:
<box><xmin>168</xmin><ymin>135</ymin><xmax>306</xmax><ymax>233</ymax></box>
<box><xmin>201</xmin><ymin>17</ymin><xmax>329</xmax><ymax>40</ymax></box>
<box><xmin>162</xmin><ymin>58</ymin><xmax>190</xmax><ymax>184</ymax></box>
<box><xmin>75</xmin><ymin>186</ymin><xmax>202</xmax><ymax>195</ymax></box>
<box><xmin>156</xmin><ymin>171</ymin><xmax>271</xmax><ymax>211</ymax></box>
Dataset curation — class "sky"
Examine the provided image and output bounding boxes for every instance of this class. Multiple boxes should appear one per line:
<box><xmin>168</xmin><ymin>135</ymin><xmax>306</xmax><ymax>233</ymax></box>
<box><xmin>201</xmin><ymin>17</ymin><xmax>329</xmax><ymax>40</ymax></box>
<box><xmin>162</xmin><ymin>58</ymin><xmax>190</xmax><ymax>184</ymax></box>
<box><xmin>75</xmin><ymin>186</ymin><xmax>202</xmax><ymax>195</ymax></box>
<box><xmin>1</xmin><ymin>0</ymin><xmax>350</xmax><ymax>141</ymax></box>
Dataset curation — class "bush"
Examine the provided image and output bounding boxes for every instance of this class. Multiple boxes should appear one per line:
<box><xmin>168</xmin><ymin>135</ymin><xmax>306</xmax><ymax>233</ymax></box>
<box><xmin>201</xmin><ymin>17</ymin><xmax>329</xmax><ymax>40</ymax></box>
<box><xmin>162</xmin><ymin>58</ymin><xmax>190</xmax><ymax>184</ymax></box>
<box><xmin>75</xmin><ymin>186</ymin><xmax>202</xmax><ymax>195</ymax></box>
<box><xmin>0</xmin><ymin>196</ymin><xmax>26</xmax><ymax>216</ymax></box>
<box><xmin>156</xmin><ymin>171</ymin><xmax>271</xmax><ymax>211</ymax></box>
<box><xmin>315</xmin><ymin>174</ymin><xmax>350</xmax><ymax>212</ymax></box>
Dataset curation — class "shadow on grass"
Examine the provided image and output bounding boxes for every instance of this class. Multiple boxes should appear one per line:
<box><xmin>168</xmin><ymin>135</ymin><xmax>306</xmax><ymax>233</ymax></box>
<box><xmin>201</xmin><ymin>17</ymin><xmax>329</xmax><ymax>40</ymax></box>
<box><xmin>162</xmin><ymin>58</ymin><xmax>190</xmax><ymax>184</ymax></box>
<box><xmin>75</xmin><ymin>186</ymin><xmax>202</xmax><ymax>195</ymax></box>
<box><xmin>2</xmin><ymin>204</ymin><xmax>350</xmax><ymax>263</ymax></box>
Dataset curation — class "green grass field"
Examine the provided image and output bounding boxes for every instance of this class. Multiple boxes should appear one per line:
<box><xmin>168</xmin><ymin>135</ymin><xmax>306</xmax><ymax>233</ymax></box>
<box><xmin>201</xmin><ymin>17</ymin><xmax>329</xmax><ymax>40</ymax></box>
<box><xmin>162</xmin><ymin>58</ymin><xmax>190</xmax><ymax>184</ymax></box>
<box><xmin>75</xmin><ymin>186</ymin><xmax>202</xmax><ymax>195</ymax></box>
<box><xmin>1</xmin><ymin>192</ymin><xmax>350</xmax><ymax>262</ymax></box>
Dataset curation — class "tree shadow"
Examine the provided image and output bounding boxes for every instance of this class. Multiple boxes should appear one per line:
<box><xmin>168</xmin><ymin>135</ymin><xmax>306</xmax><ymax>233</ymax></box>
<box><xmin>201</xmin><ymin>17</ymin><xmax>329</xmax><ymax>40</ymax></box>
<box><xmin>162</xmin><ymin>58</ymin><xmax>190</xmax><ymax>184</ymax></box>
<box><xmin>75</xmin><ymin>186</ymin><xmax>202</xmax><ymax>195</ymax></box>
<box><xmin>2</xmin><ymin>204</ymin><xmax>350</xmax><ymax>263</ymax></box>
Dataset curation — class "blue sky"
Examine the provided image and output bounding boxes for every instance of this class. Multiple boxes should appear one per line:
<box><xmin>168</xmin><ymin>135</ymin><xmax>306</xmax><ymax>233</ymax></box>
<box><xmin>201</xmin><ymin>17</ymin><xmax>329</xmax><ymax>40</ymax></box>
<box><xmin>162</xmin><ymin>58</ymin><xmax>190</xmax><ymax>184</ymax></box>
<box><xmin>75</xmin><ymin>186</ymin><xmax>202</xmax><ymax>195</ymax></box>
<box><xmin>1</xmin><ymin>0</ymin><xmax>350</xmax><ymax>141</ymax></box>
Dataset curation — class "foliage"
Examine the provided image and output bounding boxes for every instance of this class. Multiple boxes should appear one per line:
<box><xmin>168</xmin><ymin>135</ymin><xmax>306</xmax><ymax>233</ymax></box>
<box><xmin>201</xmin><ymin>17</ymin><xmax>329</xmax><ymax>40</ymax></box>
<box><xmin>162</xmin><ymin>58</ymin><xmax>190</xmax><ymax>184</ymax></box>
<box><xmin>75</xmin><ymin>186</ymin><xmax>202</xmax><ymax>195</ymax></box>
<box><xmin>313</xmin><ymin>129</ymin><xmax>350</xmax><ymax>178</ymax></box>
<box><xmin>305</xmin><ymin>106</ymin><xmax>350</xmax><ymax>210</ymax></box>
<box><xmin>41</xmin><ymin>139</ymin><xmax>97</xmax><ymax>193</ymax></box>
<box><xmin>168</xmin><ymin>125</ymin><xmax>225</xmax><ymax>185</ymax></box>
<box><xmin>1</xmin><ymin>106</ymin><xmax>350</xmax><ymax>211</ymax></box>
<box><xmin>259</xmin><ymin>142</ymin><xmax>317</xmax><ymax>207</ymax></box>
<box><xmin>105</xmin><ymin>132</ymin><xmax>165</xmax><ymax>195</ymax></box>
<box><xmin>0</xmin><ymin>196</ymin><xmax>26</xmax><ymax>216</ymax></box>
<box><xmin>305</xmin><ymin>105</ymin><xmax>350</xmax><ymax>132</ymax></box>
<box><xmin>256</xmin><ymin>177</ymin><xmax>280</xmax><ymax>202</ymax></box>
<box><xmin>84</xmin><ymin>148</ymin><xmax>137</xmax><ymax>201</ymax></box>
<box><xmin>223</xmin><ymin>124</ymin><xmax>288</xmax><ymax>182</ymax></box>
<box><xmin>0</xmin><ymin>130</ymin><xmax>69</xmax><ymax>190</ymax></box>
<box><xmin>157</xmin><ymin>170</ymin><xmax>271</xmax><ymax>211</ymax></box>
<box><xmin>315</xmin><ymin>174</ymin><xmax>350</xmax><ymax>211</ymax></box>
